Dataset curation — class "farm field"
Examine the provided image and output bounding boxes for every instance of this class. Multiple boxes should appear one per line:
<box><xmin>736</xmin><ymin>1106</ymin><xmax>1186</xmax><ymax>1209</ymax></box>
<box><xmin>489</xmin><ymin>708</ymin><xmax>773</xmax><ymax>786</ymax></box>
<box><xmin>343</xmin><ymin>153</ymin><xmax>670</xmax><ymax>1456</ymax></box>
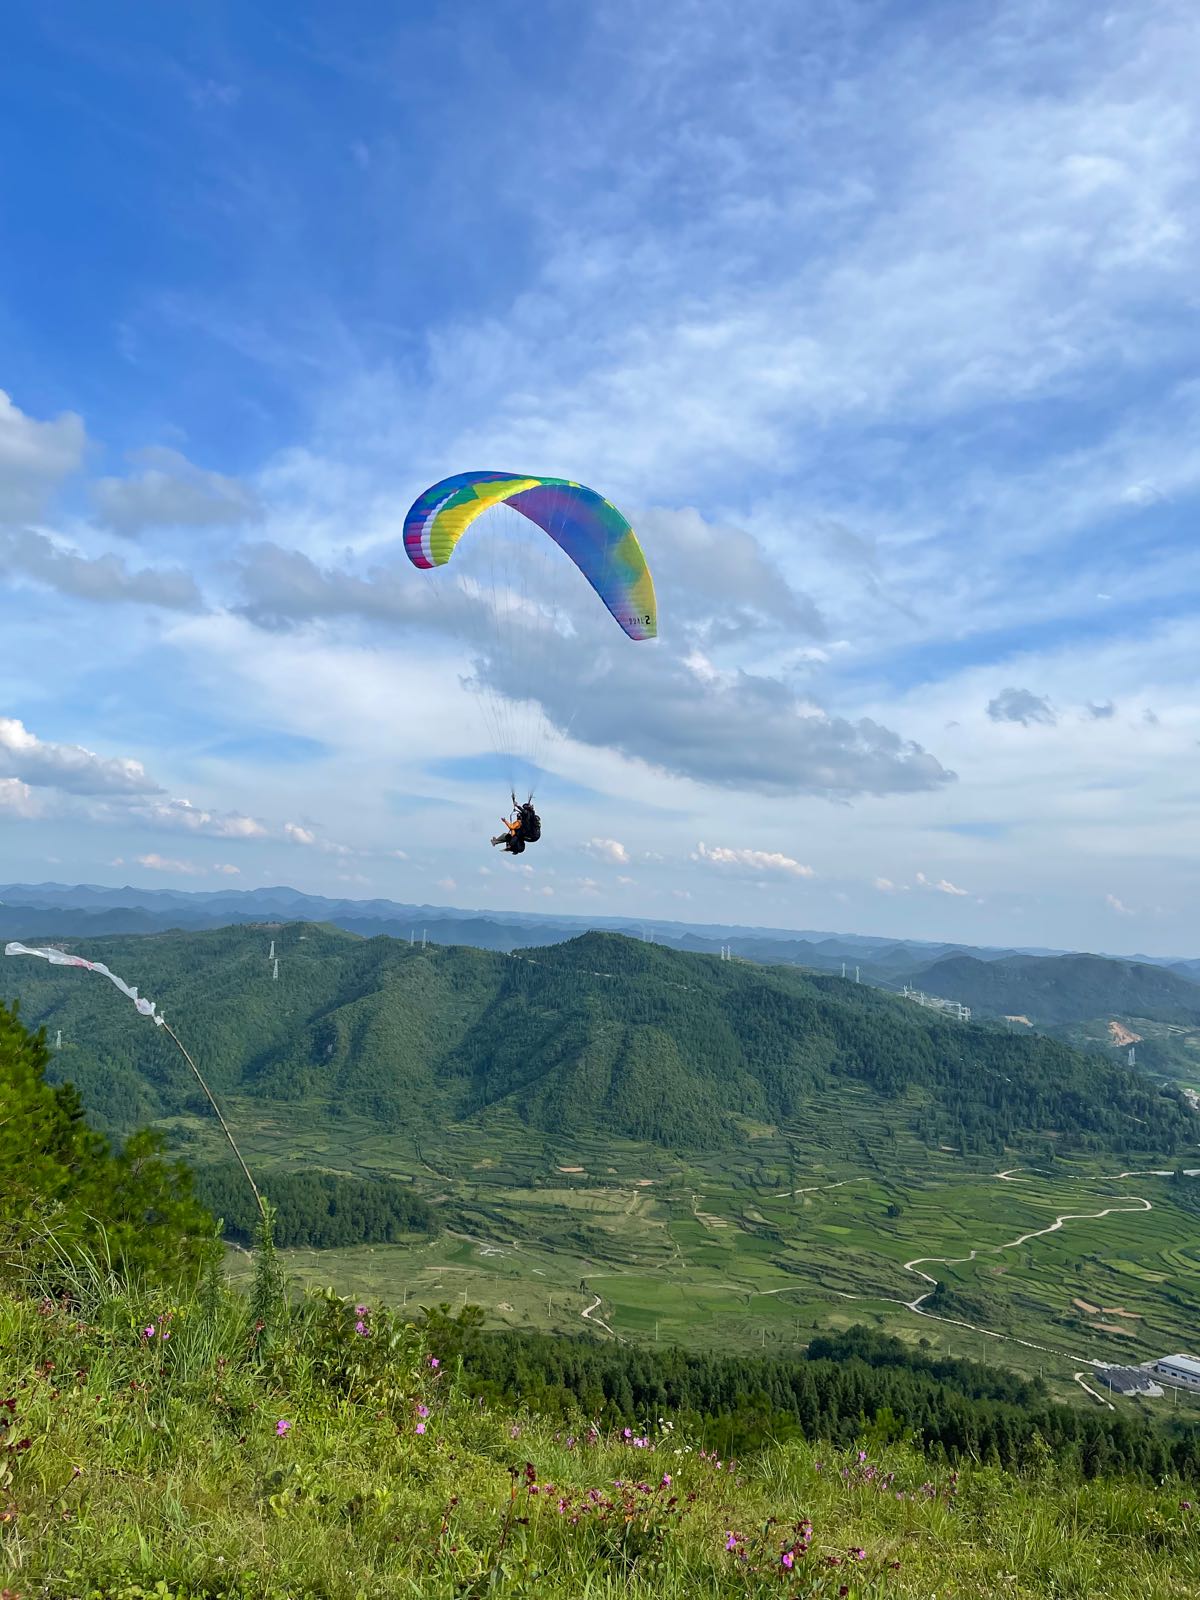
<box><xmin>200</xmin><ymin>1090</ymin><xmax>1200</xmax><ymax>1411</ymax></box>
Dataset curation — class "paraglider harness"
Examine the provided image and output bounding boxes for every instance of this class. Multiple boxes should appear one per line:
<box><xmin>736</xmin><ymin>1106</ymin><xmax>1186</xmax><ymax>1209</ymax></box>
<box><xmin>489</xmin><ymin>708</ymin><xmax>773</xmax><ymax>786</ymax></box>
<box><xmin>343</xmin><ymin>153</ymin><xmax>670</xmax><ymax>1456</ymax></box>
<box><xmin>492</xmin><ymin>794</ymin><xmax>541</xmax><ymax>854</ymax></box>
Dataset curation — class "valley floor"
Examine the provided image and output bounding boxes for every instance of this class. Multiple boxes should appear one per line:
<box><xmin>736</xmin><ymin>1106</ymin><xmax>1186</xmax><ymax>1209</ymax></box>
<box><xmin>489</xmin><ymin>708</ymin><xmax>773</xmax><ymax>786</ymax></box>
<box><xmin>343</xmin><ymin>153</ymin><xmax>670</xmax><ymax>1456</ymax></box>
<box><xmin>209</xmin><ymin>1096</ymin><xmax>1200</xmax><ymax>1416</ymax></box>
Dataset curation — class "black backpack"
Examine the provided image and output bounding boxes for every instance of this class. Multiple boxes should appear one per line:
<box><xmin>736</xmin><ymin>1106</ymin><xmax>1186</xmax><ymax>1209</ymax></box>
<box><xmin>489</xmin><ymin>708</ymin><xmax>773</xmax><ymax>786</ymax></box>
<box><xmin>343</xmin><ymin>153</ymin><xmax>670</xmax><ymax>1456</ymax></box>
<box><xmin>520</xmin><ymin>804</ymin><xmax>541</xmax><ymax>843</ymax></box>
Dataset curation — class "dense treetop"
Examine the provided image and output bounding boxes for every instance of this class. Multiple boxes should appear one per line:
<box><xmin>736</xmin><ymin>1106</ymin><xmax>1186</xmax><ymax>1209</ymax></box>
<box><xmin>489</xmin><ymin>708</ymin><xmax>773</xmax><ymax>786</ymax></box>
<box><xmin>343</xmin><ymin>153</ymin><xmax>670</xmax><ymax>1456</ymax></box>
<box><xmin>0</xmin><ymin>999</ymin><xmax>217</xmax><ymax>1283</ymax></box>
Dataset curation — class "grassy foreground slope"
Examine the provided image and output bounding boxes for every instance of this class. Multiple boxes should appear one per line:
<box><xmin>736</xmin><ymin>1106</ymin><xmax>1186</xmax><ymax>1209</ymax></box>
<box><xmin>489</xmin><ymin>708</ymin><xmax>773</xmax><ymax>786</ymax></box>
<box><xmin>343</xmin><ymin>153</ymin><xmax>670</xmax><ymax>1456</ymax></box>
<box><xmin>1</xmin><ymin>990</ymin><xmax>1198</xmax><ymax>1599</ymax></box>
<box><xmin>3</xmin><ymin>1282</ymin><xmax>1199</xmax><ymax>1600</ymax></box>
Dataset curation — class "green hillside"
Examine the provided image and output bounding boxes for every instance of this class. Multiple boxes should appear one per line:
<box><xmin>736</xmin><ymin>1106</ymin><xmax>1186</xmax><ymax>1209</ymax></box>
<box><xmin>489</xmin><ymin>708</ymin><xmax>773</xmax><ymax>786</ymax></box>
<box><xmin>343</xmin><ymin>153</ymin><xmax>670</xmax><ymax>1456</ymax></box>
<box><xmin>4</xmin><ymin>923</ymin><xmax>1195</xmax><ymax>1160</ymax></box>
<box><xmin>904</xmin><ymin>952</ymin><xmax>1200</xmax><ymax>1028</ymax></box>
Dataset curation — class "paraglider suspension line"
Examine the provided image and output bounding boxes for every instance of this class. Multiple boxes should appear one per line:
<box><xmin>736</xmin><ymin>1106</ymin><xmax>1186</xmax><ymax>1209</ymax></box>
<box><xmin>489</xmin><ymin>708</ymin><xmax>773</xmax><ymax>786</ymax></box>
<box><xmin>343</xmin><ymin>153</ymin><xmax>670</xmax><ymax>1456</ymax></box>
<box><xmin>161</xmin><ymin>1019</ymin><xmax>266</xmax><ymax>1221</ymax></box>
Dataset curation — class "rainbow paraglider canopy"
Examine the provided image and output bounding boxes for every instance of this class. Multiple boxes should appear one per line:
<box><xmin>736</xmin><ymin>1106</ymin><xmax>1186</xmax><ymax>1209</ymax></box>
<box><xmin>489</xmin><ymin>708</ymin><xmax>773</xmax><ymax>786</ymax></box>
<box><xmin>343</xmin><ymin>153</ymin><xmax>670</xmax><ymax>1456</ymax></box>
<box><xmin>403</xmin><ymin>471</ymin><xmax>657</xmax><ymax>641</ymax></box>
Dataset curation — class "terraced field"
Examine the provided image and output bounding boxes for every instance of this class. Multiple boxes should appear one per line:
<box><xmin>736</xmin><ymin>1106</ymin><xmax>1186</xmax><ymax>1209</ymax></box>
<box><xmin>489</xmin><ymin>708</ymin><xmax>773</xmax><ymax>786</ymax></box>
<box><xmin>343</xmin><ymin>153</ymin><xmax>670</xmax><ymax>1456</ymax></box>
<box><xmin>202</xmin><ymin>1090</ymin><xmax>1200</xmax><ymax>1411</ymax></box>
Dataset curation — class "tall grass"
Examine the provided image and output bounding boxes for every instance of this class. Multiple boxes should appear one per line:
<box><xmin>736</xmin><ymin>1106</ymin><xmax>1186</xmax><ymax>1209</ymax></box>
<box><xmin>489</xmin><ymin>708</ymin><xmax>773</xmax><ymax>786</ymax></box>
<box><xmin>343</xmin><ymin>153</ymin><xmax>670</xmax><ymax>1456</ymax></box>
<box><xmin>1</xmin><ymin>1265</ymin><xmax>1196</xmax><ymax>1600</ymax></box>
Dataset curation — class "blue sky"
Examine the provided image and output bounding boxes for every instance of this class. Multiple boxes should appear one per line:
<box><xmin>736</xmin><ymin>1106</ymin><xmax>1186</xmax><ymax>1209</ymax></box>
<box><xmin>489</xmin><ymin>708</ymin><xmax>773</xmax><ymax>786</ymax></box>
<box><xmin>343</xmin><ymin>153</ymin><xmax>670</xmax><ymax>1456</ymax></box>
<box><xmin>2</xmin><ymin>0</ymin><xmax>1199</xmax><ymax>953</ymax></box>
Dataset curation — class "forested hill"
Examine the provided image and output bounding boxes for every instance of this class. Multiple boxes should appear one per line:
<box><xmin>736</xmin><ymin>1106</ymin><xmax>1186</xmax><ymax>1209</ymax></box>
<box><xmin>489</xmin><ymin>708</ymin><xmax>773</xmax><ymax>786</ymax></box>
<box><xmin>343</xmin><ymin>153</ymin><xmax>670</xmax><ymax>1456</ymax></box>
<box><xmin>3</xmin><ymin>924</ymin><xmax>1195</xmax><ymax>1159</ymax></box>
<box><xmin>904</xmin><ymin>951</ymin><xmax>1200</xmax><ymax>1026</ymax></box>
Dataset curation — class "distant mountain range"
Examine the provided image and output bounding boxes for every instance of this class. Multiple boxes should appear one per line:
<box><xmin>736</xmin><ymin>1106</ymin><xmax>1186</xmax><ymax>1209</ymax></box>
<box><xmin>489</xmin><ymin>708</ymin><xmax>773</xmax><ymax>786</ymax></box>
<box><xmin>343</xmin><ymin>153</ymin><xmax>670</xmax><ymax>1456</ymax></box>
<box><xmin>2</xmin><ymin>883</ymin><xmax>1197</xmax><ymax>1043</ymax></box>
<box><xmin>0</xmin><ymin>878</ymin><xmax>1101</xmax><ymax>963</ymax></box>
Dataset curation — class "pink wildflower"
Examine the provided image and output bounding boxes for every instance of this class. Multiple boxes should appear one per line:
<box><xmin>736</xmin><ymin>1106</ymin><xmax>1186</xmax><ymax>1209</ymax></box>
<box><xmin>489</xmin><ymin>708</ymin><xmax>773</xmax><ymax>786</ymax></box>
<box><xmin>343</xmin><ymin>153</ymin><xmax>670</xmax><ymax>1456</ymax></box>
<box><xmin>415</xmin><ymin>1421</ymin><xmax>426</xmax><ymax>1435</ymax></box>
<box><xmin>275</xmin><ymin>1420</ymin><xmax>291</xmax><ymax>1436</ymax></box>
<box><xmin>725</xmin><ymin>1532</ymin><xmax>738</xmax><ymax>1551</ymax></box>
<box><xmin>417</xmin><ymin>1404</ymin><xmax>430</xmax><ymax>1418</ymax></box>
<box><xmin>781</xmin><ymin>1551</ymin><xmax>795</xmax><ymax>1571</ymax></box>
<box><xmin>141</xmin><ymin>1325</ymin><xmax>155</xmax><ymax>1340</ymax></box>
<box><xmin>354</xmin><ymin>1304</ymin><xmax>368</xmax><ymax>1315</ymax></box>
<box><xmin>850</xmin><ymin>1547</ymin><xmax>866</xmax><ymax>1561</ymax></box>
<box><xmin>429</xmin><ymin>1356</ymin><xmax>440</xmax><ymax>1369</ymax></box>
<box><xmin>660</xmin><ymin>1473</ymin><xmax>672</xmax><ymax>1488</ymax></box>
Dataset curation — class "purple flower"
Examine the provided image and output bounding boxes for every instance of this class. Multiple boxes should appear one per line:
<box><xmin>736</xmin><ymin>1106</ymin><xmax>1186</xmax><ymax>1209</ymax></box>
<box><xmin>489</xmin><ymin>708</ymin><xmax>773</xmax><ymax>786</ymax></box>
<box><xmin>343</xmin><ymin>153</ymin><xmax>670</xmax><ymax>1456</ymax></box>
<box><xmin>141</xmin><ymin>1325</ymin><xmax>155</xmax><ymax>1340</ymax></box>
<box><xmin>623</xmin><ymin>1427</ymin><xmax>632</xmax><ymax>1440</ymax></box>
<box><xmin>415</xmin><ymin>1421</ymin><xmax>426</xmax><ymax>1435</ymax></box>
<box><xmin>781</xmin><ymin>1551</ymin><xmax>795</xmax><ymax>1571</ymax></box>
<box><xmin>725</xmin><ymin>1532</ymin><xmax>738</xmax><ymax>1551</ymax></box>
<box><xmin>417</xmin><ymin>1404</ymin><xmax>430</xmax><ymax>1419</ymax></box>
<box><xmin>850</xmin><ymin>1547</ymin><xmax>866</xmax><ymax>1561</ymax></box>
<box><xmin>660</xmin><ymin>1473</ymin><xmax>672</xmax><ymax>1488</ymax></box>
<box><xmin>354</xmin><ymin>1304</ymin><xmax>368</xmax><ymax>1316</ymax></box>
<box><xmin>354</xmin><ymin>1319</ymin><xmax>368</xmax><ymax>1335</ymax></box>
<box><xmin>275</xmin><ymin>1419</ymin><xmax>292</xmax><ymax>1436</ymax></box>
<box><xmin>1183</xmin><ymin>1501</ymin><xmax>1194</xmax><ymax>1511</ymax></box>
<box><xmin>429</xmin><ymin>1356</ymin><xmax>440</xmax><ymax>1369</ymax></box>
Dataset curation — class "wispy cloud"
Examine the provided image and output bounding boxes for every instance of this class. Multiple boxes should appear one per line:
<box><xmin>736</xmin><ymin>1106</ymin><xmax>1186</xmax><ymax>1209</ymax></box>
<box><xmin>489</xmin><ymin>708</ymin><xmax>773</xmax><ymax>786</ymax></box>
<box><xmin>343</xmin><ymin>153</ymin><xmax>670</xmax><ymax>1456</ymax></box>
<box><xmin>92</xmin><ymin>446</ymin><xmax>261</xmax><ymax>538</ymax></box>
<box><xmin>916</xmin><ymin>872</ymin><xmax>969</xmax><ymax>897</ymax></box>
<box><xmin>136</xmin><ymin>853</ymin><xmax>240</xmax><ymax>875</ymax></box>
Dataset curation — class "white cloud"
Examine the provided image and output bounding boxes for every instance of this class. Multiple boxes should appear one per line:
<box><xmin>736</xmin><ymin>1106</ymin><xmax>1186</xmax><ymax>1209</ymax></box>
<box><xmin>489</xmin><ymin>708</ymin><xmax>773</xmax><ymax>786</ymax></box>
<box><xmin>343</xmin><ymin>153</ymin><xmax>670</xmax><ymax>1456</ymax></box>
<box><xmin>585</xmin><ymin>837</ymin><xmax>630</xmax><ymax>864</ymax></box>
<box><xmin>0</xmin><ymin>777</ymin><xmax>39</xmax><ymax>817</ymax></box>
<box><xmin>91</xmin><ymin>446</ymin><xmax>261</xmax><ymax>538</ymax></box>
<box><xmin>284</xmin><ymin>822</ymin><xmax>317</xmax><ymax>846</ymax></box>
<box><xmin>873</xmin><ymin>876</ymin><xmax>897</xmax><ymax>892</ymax></box>
<box><xmin>436</xmin><ymin>877</ymin><xmax>457</xmax><ymax>891</ymax></box>
<box><xmin>0</xmin><ymin>390</ymin><xmax>85</xmax><ymax>520</ymax></box>
<box><xmin>0</xmin><ymin>717</ymin><xmax>160</xmax><ymax>796</ymax></box>
<box><xmin>693</xmin><ymin>842</ymin><xmax>814</xmax><ymax>877</ymax></box>
<box><xmin>986</xmin><ymin>688</ymin><xmax>1057</xmax><ymax>727</ymax></box>
<box><xmin>1119</xmin><ymin>481</ymin><xmax>1165</xmax><ymax>506</ymax></box>
<box><xmin>133</xmin><ymin>796</ymin><xmax>268</xmax><ymax>839</ymax></box>
<box><xmin>1106</xmin><ymin>893</ymin><xmax>1134</xmax><ymax>915</ymax></box>
<box><xmin>136</xmin><ymin>853</ymin><xmax>240</xmax><ymax>876</ymax></box>
<box><xmin>915</xmin><ymin>871</ymin><xmax>969</xmax><ymax>897</ymax></box>
<box><xmin>0</xmin><ymin>528</ymin><xmax>205</xmax><ymax>611</ymax></box>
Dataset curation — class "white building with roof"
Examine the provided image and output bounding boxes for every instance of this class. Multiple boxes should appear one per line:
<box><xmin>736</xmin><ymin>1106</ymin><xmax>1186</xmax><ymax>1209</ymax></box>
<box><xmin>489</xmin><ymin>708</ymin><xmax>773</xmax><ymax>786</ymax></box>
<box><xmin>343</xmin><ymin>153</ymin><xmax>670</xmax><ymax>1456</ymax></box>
<box><xmin>1147</xmin><ymin>1355</ymin><xmax>1200</xmax><ymax>1389</ymax></box>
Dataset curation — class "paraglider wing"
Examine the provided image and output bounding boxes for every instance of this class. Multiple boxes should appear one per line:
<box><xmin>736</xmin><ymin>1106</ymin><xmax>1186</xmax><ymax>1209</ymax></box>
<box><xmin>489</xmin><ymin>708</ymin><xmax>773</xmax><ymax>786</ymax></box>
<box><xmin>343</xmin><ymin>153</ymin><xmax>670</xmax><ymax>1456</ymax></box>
<box><xmin>403</xmin><ymin>471</ymin><xmax>657</xmax><ymax>641</ymax></box>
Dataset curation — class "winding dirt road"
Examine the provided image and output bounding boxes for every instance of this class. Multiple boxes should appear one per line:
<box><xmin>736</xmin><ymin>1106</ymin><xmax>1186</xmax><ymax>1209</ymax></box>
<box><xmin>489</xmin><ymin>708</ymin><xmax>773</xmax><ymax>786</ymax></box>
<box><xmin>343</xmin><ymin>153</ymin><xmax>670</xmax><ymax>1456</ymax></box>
<box><xmin>901</xmin><ymin>1197</ymin><xmax>1154</xmax><ymax>1313</ymax></box>
<box><xmin>581</xmin><ymin>1293</ymin><xmax>623</xmax><ymax>1341</ymax></box>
